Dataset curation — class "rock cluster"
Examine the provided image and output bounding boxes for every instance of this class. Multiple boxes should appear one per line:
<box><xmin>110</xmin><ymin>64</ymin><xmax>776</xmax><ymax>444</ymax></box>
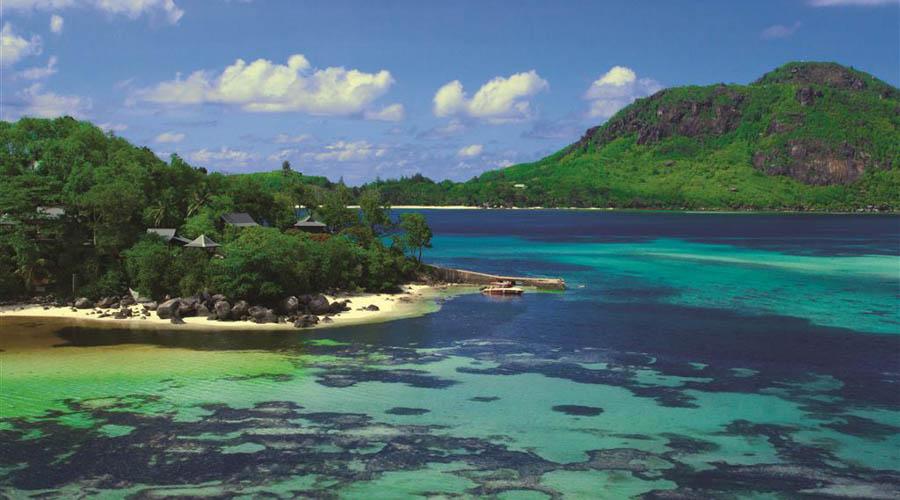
<box><xmin>152</xmin><ymin>293</ymin><xmax>351</xmax><ymax>328</ymax></box>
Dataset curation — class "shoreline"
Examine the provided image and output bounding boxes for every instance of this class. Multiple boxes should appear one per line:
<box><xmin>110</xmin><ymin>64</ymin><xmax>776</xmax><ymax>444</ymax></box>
<box><xmin>0</xmin><ymin>284</ymin><xmax>474</xmax><ymax>332</ymax></box>
<box><xmin>388</xmin><ymin>206</ymin><xmax>895</xmax><ymax>215</ymax></box>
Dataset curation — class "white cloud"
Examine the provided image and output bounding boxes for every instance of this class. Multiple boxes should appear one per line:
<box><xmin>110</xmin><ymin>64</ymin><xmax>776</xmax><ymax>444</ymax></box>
<box><xmin>808</xmin><ymin>0</ymin><xmax>897</xmax><ymax>6</ymax></box>
<box><xmin>584</xmin><ymin>66</ymin><xmax>663</xmax><ymax>119</ymax></box>
<box><xmin>189</xmin><ymin>147</ymin><xmax>255</xmax><ymax>166</ymax></box>
<box><xmin>1</xmin><ymin>23</ymin><xmax>42</xmax><ymax>68</ymax></box>
<box><xmin>363</xmin><ymin>103</ymin><xmax>405</xmax><ymax>121</ymax></box>
<box><xmin>99</xmin><ymin>122</ymin><xmax>128</xmax><ymax>133</ymax></box>
<box><xmin>154</xmin><ymin>131</ymin><xmax>185</xmax><ymax>143</ymax></box>
<box><xmin>761</xmin><ymin>22</ymin><xmax>801</xmax><ymax>40</ymax></box>
<box><xmin>267</xmin><ymin>148</ymin><xmax>297</xmax><ymax>162</ymax></box>
<box><xmin>50</xmin><ymin>14</ymin><xmax>64</xmax><ymax>33</ymax></box>
<box><xmin>274</xmin><ymin>133</ymin><xmax>311</xmax><ymax>144</ymax></box>
<box><xmin>433</xmin><ymin>70</ymin><xmax>549</xmax><ymax>124</ymax></box>
<box><xmin>306</xmin><ymin>140</ymin><xmax>387</xmax><ymax>162</ymax></box>
<box><xmin>2</xmin><ymin>0</ymin><xmax>184</xmax><ymax>24</ymax></box>
<box><xmin>457</xmin><ymin>144</ymin><xmax>483</xmax><ymax>158</ymax></box>
<box><xmin>135</xmin><ymin>54</ymin><xmax>396</xmax><ymax>116</ymax></box>
<box><xmin>14</xmin><ymin>83</ymin><xmax>90</xmax><ymax>118</ymax></box>
<box><xmin>18</xmin><ymin>55</ymin><xmax>57</xmax><ymax>79</ymax></box>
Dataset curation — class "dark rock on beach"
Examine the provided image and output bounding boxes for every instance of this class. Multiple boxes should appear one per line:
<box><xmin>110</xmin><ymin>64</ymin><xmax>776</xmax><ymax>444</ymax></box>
<box><xmin>213</xmin><ymin>300</ymin><xmax>231</xmax><ymax>321</ymax></box>
<box><xmin>294</xmin><ymin>314</ymin><xmax>319</xmax><ymax>328</ymax></box>
<box><xmin>231</xmin><ymin>300</ymin><xmax>249</xmax><ymax>320</ymax></box>
<box><xmin>306</xmin><ymin>295</ymin><xmax>331</xmax><ymax>315</ymax></box>
<box><xmin>156</xmin><ymin>298</ymin><xmax>181</xmax><ymax>319</ymax></box>
<box><xmin>73</xmin><ymin>297</ymin><xmax>93</xmax><ymax>309</ymax></box>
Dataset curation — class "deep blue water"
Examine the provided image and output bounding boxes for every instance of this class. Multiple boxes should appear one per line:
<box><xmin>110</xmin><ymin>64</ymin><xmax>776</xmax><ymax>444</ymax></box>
<box><xmin>1</xmin><ymin>211</ymin><xmax>898</xmax><ymax>498</ymax></box>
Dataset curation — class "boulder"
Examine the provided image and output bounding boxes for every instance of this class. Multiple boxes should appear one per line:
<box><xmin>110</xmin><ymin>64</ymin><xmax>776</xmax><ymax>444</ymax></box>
<box><xmin>293</xmin><ymin>314</ymin><xmax>319</xmax><ymax>328</ymax></box>
<box><xmin>120</xmin><ymin>295</ymin><xmax>136</xmax><ymax>307</ymax></box>
<box><xmin>97</xmin><ymin>296</ymin><xmax>117</xmax><ymax>309</ymax></box>
<box><xmin>329</xmin><ymin>300</ymin><xmax>350</xmax><ymax>314</ymax></box>
<box><xmin>178</xmin><ymin>297</ymin><xmax>199</xmax><ymax>317</ymax></box>
<box><xmin>365</xmin><ymin>304</ymin><xmax>380</xmax><ymax>312</ymax></box>
<box><xmin>322</xmin><ymin>316</ymin><xmax>334</xmax><ymax>324</ymax></box>
<box><xmin>170</xmin><ymin>316</ymin><xmax>185</xmax><ymax>325</ymax></box>
<box><xmin>210</xmin><ymin>294</ymin><xmax>227</xmax><ymax>304</ymax></box>
<box><xmin>156</xmin><ymin>298</ymin><xmax>181</xmax><ymax>319</ymax></box>
<box><xmin>74</xmin><ymin>297</ymin><xmax>94</xmax><ymax>309</ymax></box>
<box><xmin>280</xmin><ymin>295</ymin><xmax>300</xmax><ymax>315</ymax></box>
<box><xmin>114</xmin><ymin>308</ymin><xmax>132</xmax><ymax>319</ymax></box>
<box><xmin>196</xmin><ymin>303</ymin><xmax>211</xmax><ymax>318</ymax></box>
<box><xmin>307</xmin><ymin>294</ymin><xmax>331</xmax><ymax>315</ymax></box>
<box><xmin>214</xmin><ymin>300</ymin><xmax>231</xmax><ymax>321</ymax></box>
<box><xmin>248</xmin><ymin>305</ymin><xmax>269</xmax><ymax>322</ymax></box>
<box><xmin>231</xmin><ymin>300</ymin><xmax>249</xmax><ymax>320</ymax></box>
<box><xmin>144</xmin><ymin>301</ymin><xmax>158</xmax><ymax>311</ymax></box>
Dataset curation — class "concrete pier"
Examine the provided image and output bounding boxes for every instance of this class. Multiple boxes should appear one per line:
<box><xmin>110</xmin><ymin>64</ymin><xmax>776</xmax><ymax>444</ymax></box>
<box><xmin>425</xmin><ymin>265</ymin><xmax>566</xmax><ymax>290</ymax></box>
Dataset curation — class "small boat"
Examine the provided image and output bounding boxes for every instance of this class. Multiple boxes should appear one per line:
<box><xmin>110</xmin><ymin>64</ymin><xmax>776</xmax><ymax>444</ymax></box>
<box><xmin>489</xmin><ymin>280</ymin><xmax>514</xmax><ymax>288</ymax></box>
<box><xmin>482</xmin><ymin>286</ymin><xmax>524</xmax><ymax>296</ymax></box>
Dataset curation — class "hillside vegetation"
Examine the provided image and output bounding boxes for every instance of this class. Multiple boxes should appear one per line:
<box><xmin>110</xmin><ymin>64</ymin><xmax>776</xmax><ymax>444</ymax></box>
<box><xmin>377</xmin><ymin>62</ymin><xmax>900</xmax><ymax>210</ymax></box>
<box><xmin>0</xmin><ymin>118</ymin><xmax>427</xmax><ymax>300</ymax></box>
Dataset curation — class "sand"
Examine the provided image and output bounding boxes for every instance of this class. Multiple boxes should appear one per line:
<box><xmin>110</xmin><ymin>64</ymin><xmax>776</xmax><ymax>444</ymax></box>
<box><xmin>0</xmin><ymin>284</ymin><xmax>471</xmax><ymax>332</ymax></box>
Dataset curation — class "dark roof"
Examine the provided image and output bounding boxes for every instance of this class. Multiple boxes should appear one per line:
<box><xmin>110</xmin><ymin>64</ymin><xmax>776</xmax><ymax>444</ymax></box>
<box><xmin>185</xmin><ymin>234</ymin><xmax>220</xmax><ymax>248</ymax></box>
<box><xmin>147</xmin><ymin>228</ymin><xmax>177</xmax><ymax>241</ymax></box>
<box><xmin>221</xmin><ymin>212</ymin><xmax>259</xmax><ymax>227</ymax></box>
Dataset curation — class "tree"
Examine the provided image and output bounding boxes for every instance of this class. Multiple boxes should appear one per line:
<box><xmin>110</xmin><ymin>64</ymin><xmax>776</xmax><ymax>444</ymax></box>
<box><xmin>399</xmin><ymin>213</ymin><xmax>432</xmax><ymax>265</ymax></box>
<box><xmin>359</xmin><ymin>188</ymin><xmax>390</xmax><ymax>235</ymax></box>
<box><xmin>318</xmin><ymin>184</ymin><xmax>356</xmax><ymax>233</ymax></box>
<box><xmin>123</xmin><ymin>235</ymin><xmax>179</xmax><ymax>299</ymax></box>
<box><xmin>208</xmin><ymin>227</ymin><xmax>312</xmax><ymax>304</ymax></box>
<box><xmin>281</xmin><ymin>160</ymin><xmax>291</xmax><ymax>176</ymax></box>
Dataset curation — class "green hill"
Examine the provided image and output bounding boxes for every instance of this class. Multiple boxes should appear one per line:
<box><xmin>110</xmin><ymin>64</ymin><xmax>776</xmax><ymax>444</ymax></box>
<box><xmin>377</xmin><ymin>62</ymin><xmax>900</xmax><ymax>211</ymax></box>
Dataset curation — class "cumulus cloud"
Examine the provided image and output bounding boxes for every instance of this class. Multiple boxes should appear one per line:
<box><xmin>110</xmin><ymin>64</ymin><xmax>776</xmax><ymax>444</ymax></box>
<box><xmin>134</xmin><ymin>54</ymin><xmax>396</xmax><ymax>117</ymax></box>
<box><xmin>2</xmin><ymin>0</ymin><xmax>184</xmax><ymax>24</ymax></box>
<box><xmin>433</xmin><ymin>70</ymin><xmax>549</xmax><ymax>124</ymax></box>
<box><xmin>457</xmin><ymin>144</ymin><xmax>484</xmax><ymax>158</ymax></box>
<box><xmin>808</xmin><ymin>0</ymin><xmax>897</xmax><ymax>6</ymax></box>
<box><xmin>761</xmin><ymin>22</ymin><xmax>801</xmax><ymax>40</ymax></box>
<box><xmin>584</xmin><ymin>66</ymin><xmax>663</xmax><ymax>120</ymax></box>
<box><xmin>1</xmin><ymin>23</ymin><xmax>42</xmax><ymax>68</ymax></box>
<box><xmin>154</xmin><ymin>131</ymin><xmax>185</xmax><ymax>143</ymax></box>
<box><xmin>305</xmin><ymin>141</ymin><xmax>387</xmax><ymax>162</ymax></box>
<box><xmin>18</xmin><ymin>55</ymin><xmax>58</xmax><ymax>79</ymax></box>
<box><xmin>50</xmin><ymin>14</ymin><xmax>64</xmax><ymax>33</ymax></box>
<box><xmin>274</xmin><ymin>133</ymin><xmax>311</xmax><ymax>144</ymax></box>
<box><xmin>11</xmin><ymin>83</ymin><xmax>90</xmax><ymax>118</ymax></box>
<box><xmin>189</xmin><ymin>147</ymin><xmax>255</xmax><ymax>167</ymax></box>
<box><xmin>99</xmin><ymin>122</ymin><xmax>128</xmax><ymax>133</ymax></box>
<box><xmin>363</xmin><ymin>103</ymin><xmax>405</xmax><ymax>121</ymax></box>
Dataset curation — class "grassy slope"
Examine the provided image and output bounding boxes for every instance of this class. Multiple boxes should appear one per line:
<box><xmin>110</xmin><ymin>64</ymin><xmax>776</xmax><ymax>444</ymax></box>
<box><xmin>442</xmin><ymin>63</ymin><xmax>900</xmax><ymax>210</ymax></box>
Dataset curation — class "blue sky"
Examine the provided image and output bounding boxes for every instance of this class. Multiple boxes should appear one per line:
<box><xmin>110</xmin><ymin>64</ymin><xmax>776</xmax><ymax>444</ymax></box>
<box><xmin>1</xmin><ymin>0</ymin><xmax>898</xmax><ymax>184</ymax></box>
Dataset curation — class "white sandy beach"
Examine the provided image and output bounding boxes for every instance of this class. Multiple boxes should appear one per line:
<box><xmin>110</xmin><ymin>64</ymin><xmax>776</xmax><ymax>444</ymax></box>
<box><xmin>0</xmin><ymin>284</ymin><xmax>470</xmax><ymax>332</ymax></box>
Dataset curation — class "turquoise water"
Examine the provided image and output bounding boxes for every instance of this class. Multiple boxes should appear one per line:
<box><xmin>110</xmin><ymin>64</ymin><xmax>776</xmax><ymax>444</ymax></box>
<box><xmin>1</xmin><ymin>211</ymin><xmax>898</xmax><ymax>498</ymax></box>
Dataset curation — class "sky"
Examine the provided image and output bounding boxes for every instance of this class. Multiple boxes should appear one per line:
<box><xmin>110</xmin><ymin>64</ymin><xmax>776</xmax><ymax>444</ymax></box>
<box><xmin>1</xmin><ymin>0</ymin><xmax>898</xmax><ymax>185</ymax></box>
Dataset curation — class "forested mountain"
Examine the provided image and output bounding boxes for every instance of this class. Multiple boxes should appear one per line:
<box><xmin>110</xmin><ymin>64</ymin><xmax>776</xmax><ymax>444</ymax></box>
<box><xmin>373</xmin><ymin>62</ymin><xmax>899</xmax><ymax>210</ymax></box>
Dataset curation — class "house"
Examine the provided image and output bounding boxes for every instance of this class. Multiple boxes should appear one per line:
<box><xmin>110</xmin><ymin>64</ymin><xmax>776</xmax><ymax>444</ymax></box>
<box><xmin>293</xmin><ymin>215</ymin><xmax>328</xmax><ymax>233</ymax></box>
<box><xmin>221</xmin><ymin>212</ymin><xmax>259</xmax><ymax>227</ymax></box>
<box><xmin>185</xmin><ymin>234</ymin><xmax>220</xmax><ymax>250</ymax></box>
<box><xmin>146</xmin><ymin>228</ymin><xmax>191</xmax><ymax>245</ymax></box>
<box><xmin>36</xmin><ymin>206</ymin><xmax>66</xmax><ymax>219</ymax></box>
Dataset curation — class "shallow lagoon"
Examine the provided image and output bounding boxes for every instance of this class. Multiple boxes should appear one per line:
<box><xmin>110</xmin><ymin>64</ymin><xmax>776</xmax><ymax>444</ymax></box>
<box><xmin>2</xmin><ymin>211</ymin><xmax>898</xmax><ymax>498</ymax></box>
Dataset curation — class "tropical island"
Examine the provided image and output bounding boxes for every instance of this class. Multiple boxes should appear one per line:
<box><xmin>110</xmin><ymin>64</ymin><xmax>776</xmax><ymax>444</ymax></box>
<box><xmin>1</xmin><ymin>62</ymin><xmax>896</xmax><ymax>328</ymax></box>
<box><xmin>371</xmin><ymin>62</ymin><xmax>899</xmax><ymax>211</ymax></box>
<box><xmin>0</xmin><ymin>121</ymin><xmax>445</xmax><ymax>328</ymax></box>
